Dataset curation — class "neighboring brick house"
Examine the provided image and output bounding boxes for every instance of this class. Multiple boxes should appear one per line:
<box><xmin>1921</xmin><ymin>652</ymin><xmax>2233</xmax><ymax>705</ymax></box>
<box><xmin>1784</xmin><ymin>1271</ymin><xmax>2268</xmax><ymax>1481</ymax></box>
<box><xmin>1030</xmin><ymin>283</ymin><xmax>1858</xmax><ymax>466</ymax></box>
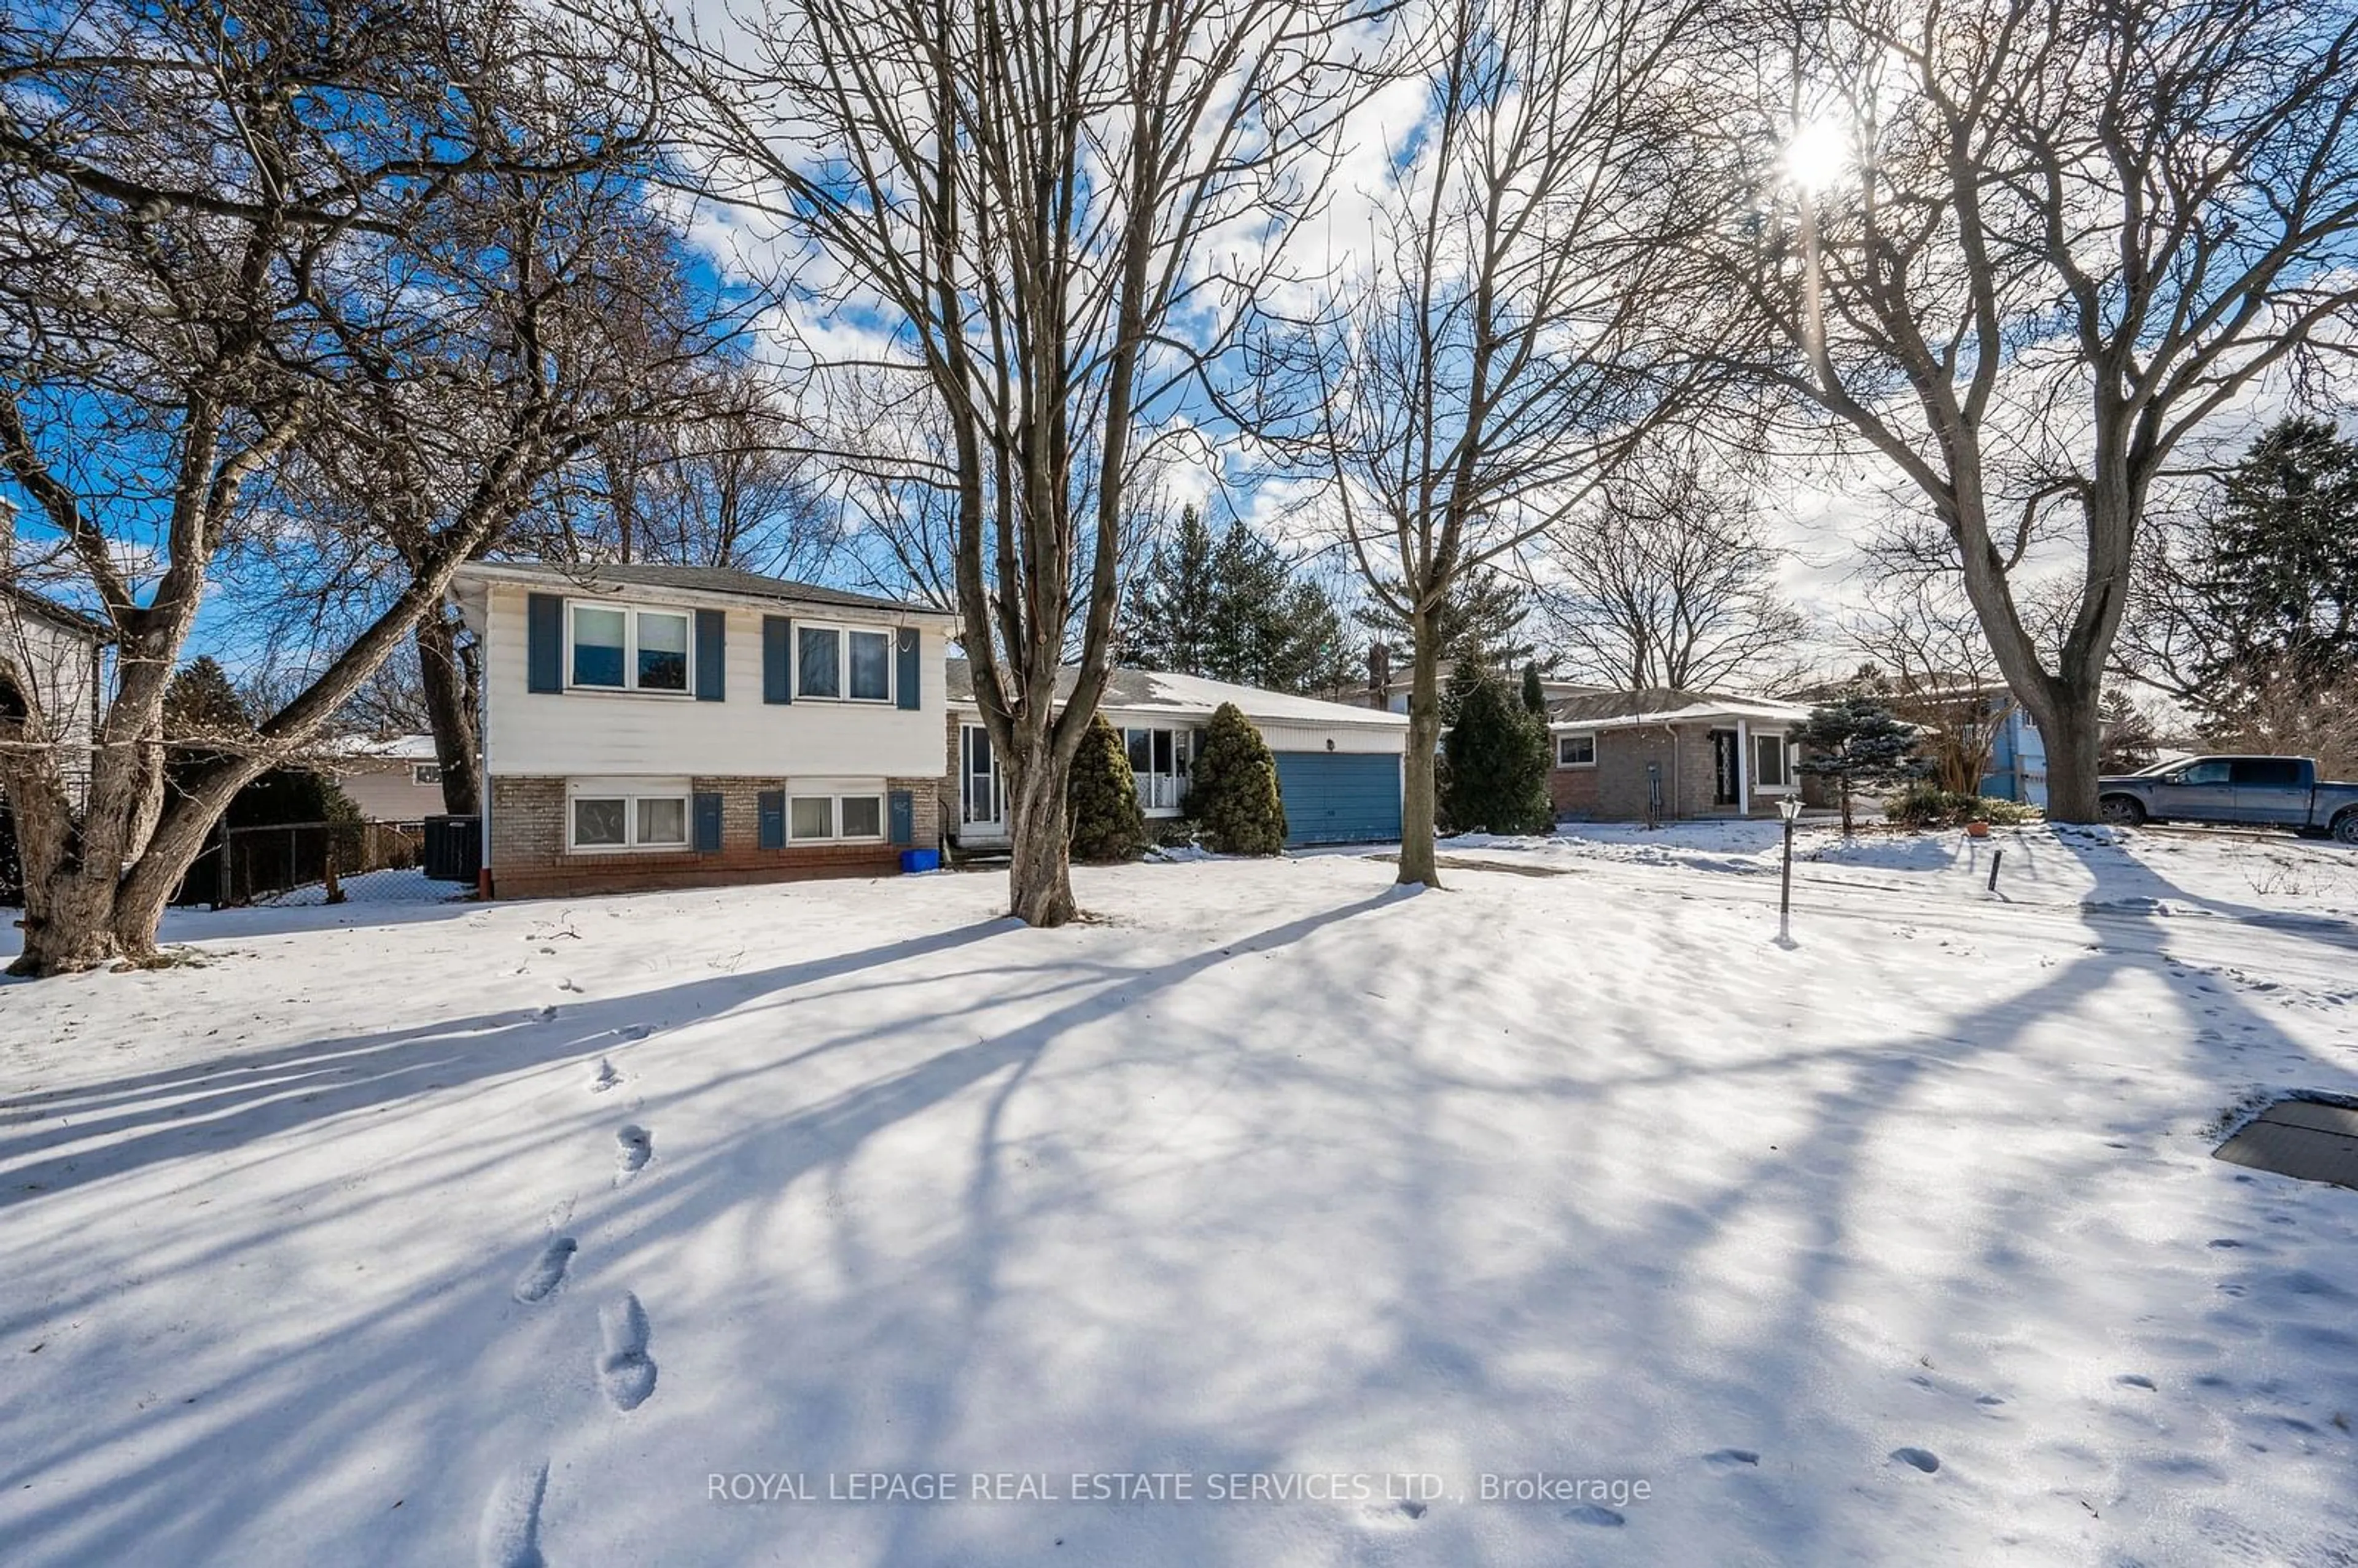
<box><xmin>1547</xmin><ymin>688</ymin><xmax>1813</xmax><ymax>823</ymax></box>
<box><xmin>449</xmin><ymin>562</ymin><xmax>958</xmax><ymax>898</ymax></box>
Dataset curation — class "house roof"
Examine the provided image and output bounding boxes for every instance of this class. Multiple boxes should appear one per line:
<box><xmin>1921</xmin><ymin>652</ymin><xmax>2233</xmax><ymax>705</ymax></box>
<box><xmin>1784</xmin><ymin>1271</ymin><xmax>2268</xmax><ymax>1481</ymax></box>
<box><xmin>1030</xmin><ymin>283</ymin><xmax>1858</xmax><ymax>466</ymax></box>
<box><xmin>946</xmin><ymin>659</ymin><xmax>1408</xmax><ymax>731</ymax></box>
<box><xmin>1</xmin><ymin>581</ymin><xmax>109</xmax><ymax>641</ymax></box>
<box><xmin>331</xmin><ymin>732</ymin><xmax>441</xmax><ymax>762</ymax></box>
<box><xmin>1547</xmin><ymin>686</ymin><xmax>1813</xmax><ymax>732</ymax></box>
<box><xmin>454</xmin><ymin>561</ymin><xmax>954</xmax><ymax>621</ymax></box>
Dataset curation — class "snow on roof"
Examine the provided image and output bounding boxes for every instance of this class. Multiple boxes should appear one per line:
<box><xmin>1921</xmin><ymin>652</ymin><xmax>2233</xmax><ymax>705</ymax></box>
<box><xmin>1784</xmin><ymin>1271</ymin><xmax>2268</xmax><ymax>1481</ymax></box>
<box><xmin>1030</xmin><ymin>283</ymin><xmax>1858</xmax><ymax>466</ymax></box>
<box><xmin>946</xmin><ymin>659</ymin><xmax>1406</xmax><ymax>729</ymax></box>
<box><xmin>1547</xmin><ymin>687</ymin><xmax>1813</xmax><ymax>732</ymax></box>
<box><xmin>331</xmin><ymin>733</ymin><xmax>440</xmax><ymax>761</ymax></box>
<box><xmin>455</xmin><ymin>561</ymin><xmax>953</xmax><ymax>620</ymax></box>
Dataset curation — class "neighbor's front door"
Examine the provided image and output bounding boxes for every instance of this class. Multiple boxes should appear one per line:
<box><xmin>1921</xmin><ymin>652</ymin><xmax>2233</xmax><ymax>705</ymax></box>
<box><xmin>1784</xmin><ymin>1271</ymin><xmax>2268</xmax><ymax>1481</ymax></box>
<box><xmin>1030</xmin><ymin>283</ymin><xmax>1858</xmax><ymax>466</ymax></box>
<box><xmin>960</xmin><ymin>724</ymin><xmax>1003</xmax><ymax>834</ymax></box>
<box><xmin>1710</xmin><ymin>729</ymin><xmax>1741</xmax><ymax>807</ymax></box>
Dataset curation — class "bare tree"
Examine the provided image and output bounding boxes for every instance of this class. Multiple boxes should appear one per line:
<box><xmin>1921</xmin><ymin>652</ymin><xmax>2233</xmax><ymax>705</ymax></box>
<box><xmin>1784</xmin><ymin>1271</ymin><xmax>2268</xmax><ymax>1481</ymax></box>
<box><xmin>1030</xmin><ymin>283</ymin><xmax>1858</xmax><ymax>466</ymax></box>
<box><xmin>1251</xmin><ymin>0</ymin><xmax>1713</xmax><ymax>886</ymax></box>
<box><xmin>1835</xmin><ymin>578</ymin><xmax>2014</xmax><ymax>796</ymax></box>
<box><xmin>656</xmin><ymin>0</ymin><xmax>1374</xmax><ymax>922</ymax></box>
<box><xmin>0</xmin><ymin>0</ymin><xmax>701</xmax><ymax>973</ymax></box>
<box><xmin>1543</xmin><ymin>445</ymin><xmax>1811</xmax><ymax>693</ymax></box>
<box><xmin>1679</xmin><ymin>0</ymin><xmax>2358</xmax><ymax>821</ymax></box>
<box><xmin>564</xmin><ymin>361</ymin><xmax>838</xmax><ymax>578</ymax></box>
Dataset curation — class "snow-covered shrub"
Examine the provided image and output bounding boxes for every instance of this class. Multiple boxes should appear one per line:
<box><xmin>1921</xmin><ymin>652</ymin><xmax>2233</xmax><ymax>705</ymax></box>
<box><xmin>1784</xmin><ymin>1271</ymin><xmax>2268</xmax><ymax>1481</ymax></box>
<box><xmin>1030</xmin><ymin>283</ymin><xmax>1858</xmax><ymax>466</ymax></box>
<box><xmin>1066</xmin><ymin>713</ymin><xmax>1148</xmax><ymax>863</ymax></box>
<box><xmin>1185</xmin><ymin>702</ymin><xmax>1287</xmax><ymax>855</ymax></box>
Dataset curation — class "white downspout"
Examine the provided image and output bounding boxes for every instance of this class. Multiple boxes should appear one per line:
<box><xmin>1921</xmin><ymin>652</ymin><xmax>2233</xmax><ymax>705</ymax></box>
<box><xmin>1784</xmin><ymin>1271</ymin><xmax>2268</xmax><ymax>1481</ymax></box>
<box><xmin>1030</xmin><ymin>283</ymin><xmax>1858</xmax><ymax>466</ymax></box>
<box><xmin>1735</xmin><ymin>717</ymin><xmax>1751</xmax><ymax>816</ymax></box>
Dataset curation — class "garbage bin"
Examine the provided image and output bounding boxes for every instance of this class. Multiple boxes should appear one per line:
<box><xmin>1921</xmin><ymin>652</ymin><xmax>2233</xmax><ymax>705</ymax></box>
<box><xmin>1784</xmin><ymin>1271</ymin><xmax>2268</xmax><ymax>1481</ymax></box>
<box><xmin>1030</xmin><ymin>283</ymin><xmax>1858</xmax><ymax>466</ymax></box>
<box><xmin>422</xmin><ymin>815</ymin><xmax>483</xmax><ymax>883</ymax></box>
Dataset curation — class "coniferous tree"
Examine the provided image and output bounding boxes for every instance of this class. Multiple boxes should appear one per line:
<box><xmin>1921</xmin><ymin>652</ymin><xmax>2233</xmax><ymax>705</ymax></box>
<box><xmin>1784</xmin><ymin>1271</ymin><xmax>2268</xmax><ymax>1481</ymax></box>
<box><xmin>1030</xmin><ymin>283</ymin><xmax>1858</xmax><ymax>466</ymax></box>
<box><xmin>1357</xmin><ymin>566</ymin><xmax>1543</xmax><ymax>681</ymax></box>
<box><xmin>1184</xmin><ymin>702</ymin><xmax>1287</xmax><ymax>855</ymax></box>
<box><xmin>161</xmin><ymin>657</ymin><xmax>251</xmax><ymax>740</ymax></box>
<box><xmin>1121</xmin><ymin>512</ymin><xmax>1362</xmax><ymax>696</ymax></box>
<box><xmin>1120</xmin><ymin>506</ymin><xmax>1220</xmax><ymax>675</ymax></box>
<box><xmin>1795</xmin><ymin>697</ymin><xmax>1924</xmax><ymax>836</ymax></box>
<box><xmin>2098</xmin><ymin>691</ymin><xmax>2163</xmax><ymax>774</ymax></box>
<box><xmin>1521</xmin><ymin>663</ymin><xmax>1546</xmax><ymax>715</ymax></box>
<box><xmin>2195</xmin><ymin>418</ymin><xmax>2358</xmax><ymax>691</ymax></box>
<box><xmin>1204</xmin><ymin>521</ymin><xmax>1291</xmax><ymax>681</ymax></box>
<box><xmin>1441</xmin><ymin>665</ymin><xmax>1554</xmax><ymax>835</ymax></box>
<box><xmin>1066</xmin><ymin>714</ymin><xmax>1148</xmax><ymax>863</ymax></box>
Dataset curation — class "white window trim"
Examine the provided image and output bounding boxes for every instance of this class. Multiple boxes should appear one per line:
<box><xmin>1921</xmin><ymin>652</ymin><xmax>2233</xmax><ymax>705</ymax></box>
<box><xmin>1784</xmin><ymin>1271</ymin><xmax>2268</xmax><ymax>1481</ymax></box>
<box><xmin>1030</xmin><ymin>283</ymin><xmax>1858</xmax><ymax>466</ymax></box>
<box><xmin>566</xmin><ymin>602</ymin><xmax>696</xmax><ymax>697</ymax></box>
<box><xmin>788</xmin><ymin>791</ymin><xmax>888</xmax><ymax>843</ymax></box>
<box><xmin>1751</xmin><ymin>732</ymin><xmax>1796</xmax><ymax>793</ymax></box>
<box><xmin>567</xmin><ymin>786</ymin><xmax>693</xmax><ymax>852</ymax></box>
<box><xmin>1121</xmin><ymin>724</ymin><xmax>1193</xmax><ymax>817</ymax></box>
<box><xmin>1557</xmin><ymin>731</ymin><xmax>1598</xmax><ymax>769</ymax></box>
<box><xmin>411</xmin><ymin>762</ymin><xmax>442</xmax><ymax>786</ymax></box>
<box><xmin>793</xmin><ymin>620</ymin><xmax>896</xmax><ymax>705</ymax></box>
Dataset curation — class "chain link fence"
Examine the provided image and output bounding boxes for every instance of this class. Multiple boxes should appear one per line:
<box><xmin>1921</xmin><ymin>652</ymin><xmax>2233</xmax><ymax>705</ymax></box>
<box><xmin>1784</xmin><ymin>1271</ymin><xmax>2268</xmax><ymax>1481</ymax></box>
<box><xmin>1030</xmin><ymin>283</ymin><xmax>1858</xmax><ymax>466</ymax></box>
<box><xmin>184</xmin><ymin>820</ymin><xmax>435</xmax><ymax>908</ymax></box>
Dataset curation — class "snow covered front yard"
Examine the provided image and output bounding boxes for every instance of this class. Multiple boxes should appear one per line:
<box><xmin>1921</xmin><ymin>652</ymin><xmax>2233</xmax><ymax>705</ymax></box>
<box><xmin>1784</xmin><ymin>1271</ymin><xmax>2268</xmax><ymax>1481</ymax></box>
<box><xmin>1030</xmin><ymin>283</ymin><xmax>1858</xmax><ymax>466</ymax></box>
<box><xmin>4</xmin><ymin>825</ymin><xmax>2357</xmax><ymax>1566</ymax></box>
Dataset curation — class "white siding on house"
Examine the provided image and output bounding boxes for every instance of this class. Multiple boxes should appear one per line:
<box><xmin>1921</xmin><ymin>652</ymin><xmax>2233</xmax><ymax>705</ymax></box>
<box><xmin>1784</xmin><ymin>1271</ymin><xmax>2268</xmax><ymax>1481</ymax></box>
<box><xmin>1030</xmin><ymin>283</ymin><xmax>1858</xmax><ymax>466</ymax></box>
<box><xmin>480</xmin><ymin>583</ymin><xmax>948</xmax><ymax>780</ymax></box>
<box><xmin>337</xmin><ymin>762</ymin><xmax>448</xmax><ymax>822</ymax></box>
<box><xmin>1257</xmin><ymin>721</ymin><xmax>1406</xmax><ymax>756</ymax></box>
<box><xmin>1</xmin><ymin>600</ymin><xmax>104</xmax><ymax>804</ymax></box>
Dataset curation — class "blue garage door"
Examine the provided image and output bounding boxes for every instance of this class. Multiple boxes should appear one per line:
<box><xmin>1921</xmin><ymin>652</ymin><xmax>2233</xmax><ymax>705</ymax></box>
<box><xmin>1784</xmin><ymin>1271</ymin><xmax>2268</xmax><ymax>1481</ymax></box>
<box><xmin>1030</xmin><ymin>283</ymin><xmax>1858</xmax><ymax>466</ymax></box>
<box><xmin>1272</xmin><ymin>751</ymin><xmax>1402</xmax><ymax>847</ymax></box>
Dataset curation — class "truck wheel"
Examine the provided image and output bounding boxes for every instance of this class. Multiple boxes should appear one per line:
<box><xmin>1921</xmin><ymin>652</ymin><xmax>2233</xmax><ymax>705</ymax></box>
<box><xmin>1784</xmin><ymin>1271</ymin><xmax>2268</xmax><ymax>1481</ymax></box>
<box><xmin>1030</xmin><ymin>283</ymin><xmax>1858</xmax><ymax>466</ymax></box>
<box><xmin>2334</xmin><ymin>810</ymin><xmax>2358</xmax><ymax>847</ymax></box>
<box><xmin>2099</xmin><ymin>795</ymin><xmax>2147</xmax><ymax>827</ymax></box>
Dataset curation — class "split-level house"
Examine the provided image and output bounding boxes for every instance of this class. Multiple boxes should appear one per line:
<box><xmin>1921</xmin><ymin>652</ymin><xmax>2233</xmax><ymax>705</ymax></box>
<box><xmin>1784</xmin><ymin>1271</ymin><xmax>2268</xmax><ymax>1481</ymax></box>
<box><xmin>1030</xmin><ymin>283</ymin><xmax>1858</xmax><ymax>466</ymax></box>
<box><xmin>451</xmin><ymin>562</ymin><xmax>958</xmax><ymax>898</ymax></box>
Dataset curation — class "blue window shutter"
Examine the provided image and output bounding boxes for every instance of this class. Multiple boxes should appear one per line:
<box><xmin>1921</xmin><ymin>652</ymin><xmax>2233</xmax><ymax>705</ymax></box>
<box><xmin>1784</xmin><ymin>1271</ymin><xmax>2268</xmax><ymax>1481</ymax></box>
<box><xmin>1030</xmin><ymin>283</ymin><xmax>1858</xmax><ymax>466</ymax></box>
<box><xmin>693</xmin><ymin>791</ymin><xmax>723</xmax><ymax>853</ymax></box>
<box><xmin>888</xmin><ymin>789</ymin><xmax>914</xmax><ymax>846</ymax></box>
<box><xmin>896</xmin><ymin>627</ymin><xmax>921</xmax><ymax>710</ymax></box>
<box><xmin>695</xmin><ymin>609</ymin><xmax>726</xmax><ymax>702</ymax></box>
<box><xmin>757</xmin><ymin>790</ymin><xmax>785</xmax><ymax>850</ymax></box>
<box><xmin>526</xmin><ymin>594</ymin><xmax>564</xmax><ymax>693</ymax></box>
<box><xmin>763</xmin><ymin>616</ymin><xmax>792</xmax><ymax>704</ymax></box>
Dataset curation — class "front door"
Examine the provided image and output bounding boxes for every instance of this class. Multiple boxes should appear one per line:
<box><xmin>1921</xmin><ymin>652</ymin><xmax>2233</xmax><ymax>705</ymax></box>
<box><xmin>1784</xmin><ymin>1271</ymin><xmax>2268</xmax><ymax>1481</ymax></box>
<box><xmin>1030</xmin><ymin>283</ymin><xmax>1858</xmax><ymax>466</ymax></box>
<box><xmin>960</xmin><ymin>724</ymin><xmax>1003</xmax><ymax>836</ymax></box>
<box><xmin>1710</xmin><ymin>729</ymin><xmax>1741</xmax><ymax>807</ymax></box>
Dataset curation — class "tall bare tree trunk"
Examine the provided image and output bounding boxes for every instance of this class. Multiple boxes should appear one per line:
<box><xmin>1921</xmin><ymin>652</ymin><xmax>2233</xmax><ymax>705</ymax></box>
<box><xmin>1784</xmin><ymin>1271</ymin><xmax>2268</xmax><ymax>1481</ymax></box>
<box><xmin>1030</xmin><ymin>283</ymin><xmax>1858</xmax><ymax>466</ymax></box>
<box><xmin>415</xmin><ymin>607</ymin><xmax>482</xmax><ymax>814</ymax></box>
<box><xmin>2035</xmin><ymin>688</ymin><xmax>2106</xmax><ymax>825</ymax></box>
<box><xmin>1396</xmin><ymin>607</ymin><xmax>1443</xmax><ymax>888</ymax></box>
<box><xmin>1003</xmin><ymin>734</ymin><xmax>1078</xmax><ymax>925</ymax></box>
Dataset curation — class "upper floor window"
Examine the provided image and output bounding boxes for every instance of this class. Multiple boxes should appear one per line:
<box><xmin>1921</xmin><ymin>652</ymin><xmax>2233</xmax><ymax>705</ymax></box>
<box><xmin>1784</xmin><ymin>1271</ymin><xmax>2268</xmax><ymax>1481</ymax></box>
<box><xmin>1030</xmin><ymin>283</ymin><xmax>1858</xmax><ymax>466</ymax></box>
<box><xmin>411</xmin><ymin>763</ymin><xmax>442</xmax><ymax>786</ymax></box>
<box><xmin>571</xmin><ymin>604</ymin><xmax>691</xmax><ymax>694</ymax></box>
<box><xmin>796</xmin><ymin>624</ymin><xmax>893</xmax><ymax>702</ymax></box>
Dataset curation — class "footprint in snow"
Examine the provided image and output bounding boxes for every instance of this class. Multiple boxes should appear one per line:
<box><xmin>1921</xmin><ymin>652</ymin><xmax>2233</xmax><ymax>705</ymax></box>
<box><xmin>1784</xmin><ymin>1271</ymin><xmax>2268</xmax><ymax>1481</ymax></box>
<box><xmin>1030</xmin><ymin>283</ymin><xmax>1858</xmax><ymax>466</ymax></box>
<box><xmin>2118</xmin><ymin>1373</ymin><xmax>2157</xmax><ymax>1391</ymax></box>
<box><xmin>597</xmin><ymin>1292</ymin><xmax>658</xmax><ymax>1411</ymax></box>
<box><xmin>512</xmin><ymin>1238</ymin><xmax>577</xmax><ymax>1304</ymax></box>
<box><xmin>1702</xmin><ymin>1448</ymin><xmax>1759</xmax><ymax>1469</ymax></box>
<box><xmin>588</xmin><ymin>1058</ymin><xmax>620</xmax><ymax>1094</ymax></box>
<box><xmin>615</xmin><ymin>1125</ymin><xmax>652</xmax><ymax>1181</ymax></box>
<box><xmin>476</xmin><ymin>1460</ymin><xmax>548</xmax><ymax>1568</ymax></box>
<box><xmin>1891</xmin><ymin>1447</ymin><xmax>1940</xmax><ymax>1473</ymax></box>
<box><xmin>1564</xmin><ymin>1504</ymin><xmax>1624</xmax><ymax>1527</ymax></box>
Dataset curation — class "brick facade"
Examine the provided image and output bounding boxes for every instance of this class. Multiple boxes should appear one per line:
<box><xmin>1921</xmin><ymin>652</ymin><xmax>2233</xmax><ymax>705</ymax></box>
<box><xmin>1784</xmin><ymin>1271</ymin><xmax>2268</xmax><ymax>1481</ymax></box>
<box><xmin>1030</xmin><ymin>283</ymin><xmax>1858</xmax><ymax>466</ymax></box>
<box><xmin>1551</xmin><ymin>725</ymin><xmax>1786</xmax><ymax>822</ymax></box>
<box><xmin>487</xmin><ymin>774</ymin><xmax>940</xmax><ymax>899</ymax></box>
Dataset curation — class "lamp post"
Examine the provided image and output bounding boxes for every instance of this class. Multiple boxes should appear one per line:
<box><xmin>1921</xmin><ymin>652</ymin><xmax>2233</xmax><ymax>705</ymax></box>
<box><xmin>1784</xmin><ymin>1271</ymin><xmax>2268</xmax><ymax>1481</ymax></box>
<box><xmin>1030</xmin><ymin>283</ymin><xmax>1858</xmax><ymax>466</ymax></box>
<box><xmin>1778</xmin><ymin>795</ymin><xmax>1803</xmax><ymax>944</ymax></box>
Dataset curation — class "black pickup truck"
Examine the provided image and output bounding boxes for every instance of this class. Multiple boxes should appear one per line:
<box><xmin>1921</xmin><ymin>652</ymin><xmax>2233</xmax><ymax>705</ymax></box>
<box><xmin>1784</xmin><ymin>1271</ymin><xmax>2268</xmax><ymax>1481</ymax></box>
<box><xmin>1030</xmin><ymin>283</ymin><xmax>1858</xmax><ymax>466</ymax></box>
<box><xmin>2097</xmin><ymin>756</ymin><xmax>2358</xmax><ymax>843</ymax></box>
